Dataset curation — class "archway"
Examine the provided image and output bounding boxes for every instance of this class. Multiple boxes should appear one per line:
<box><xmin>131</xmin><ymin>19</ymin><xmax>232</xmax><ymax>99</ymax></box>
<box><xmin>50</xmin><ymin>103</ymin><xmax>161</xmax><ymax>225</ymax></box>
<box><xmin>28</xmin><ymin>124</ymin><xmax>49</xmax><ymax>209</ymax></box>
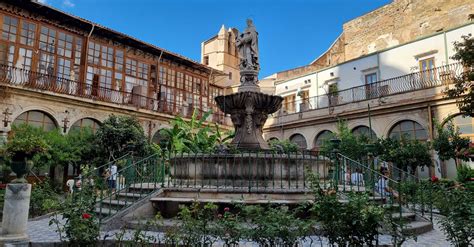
<box><xmin>289</xmin><ymin>134</ymin><xmax>307</xmax><ymax>149</ymax></box>
<box><xmin>12</xmin><ymin>110</ymin><xmax>57</xmax><ymax>131</ymax></box>
<box><xmin>388</xmin><ymin>120</ymin><xmax>427</xmax><ymax>141</ymax></box>
<box><xmin>70</xmin><ymin>118</ymin><xmax>101</xmax><ymax>133</ymax></box>
<box><xmin>313</xmin><ymin>130</ymin><xmax>333</xmax><ymax>149</ymax></box>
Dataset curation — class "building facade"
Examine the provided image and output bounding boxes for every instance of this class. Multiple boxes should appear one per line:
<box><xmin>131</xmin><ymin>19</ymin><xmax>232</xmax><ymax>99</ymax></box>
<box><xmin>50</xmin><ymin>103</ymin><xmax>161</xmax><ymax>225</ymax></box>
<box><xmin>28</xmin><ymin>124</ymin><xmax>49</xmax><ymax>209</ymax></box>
<box><xmin>0</xmin><ymin>0</ymin><xmax>231</xmax><ymax>140</ymax></box>
<box><xmin>263</xmin><ymin>0</ymin><xmax>474</xmax><ymax>179</ymax></box>
<box><xmin>0</xmin><ymin>0</ymin><xmax>232</xmax><ymax>180</ymax></box>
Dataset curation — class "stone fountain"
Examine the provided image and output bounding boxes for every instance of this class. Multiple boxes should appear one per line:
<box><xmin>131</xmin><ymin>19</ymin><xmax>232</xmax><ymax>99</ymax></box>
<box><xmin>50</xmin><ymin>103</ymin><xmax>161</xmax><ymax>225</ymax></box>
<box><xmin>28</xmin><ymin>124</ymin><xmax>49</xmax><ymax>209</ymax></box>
<box><xmin>215</xmin><ymin>19</ymin><xmax>283</xmax><ymax>150</ymax></box>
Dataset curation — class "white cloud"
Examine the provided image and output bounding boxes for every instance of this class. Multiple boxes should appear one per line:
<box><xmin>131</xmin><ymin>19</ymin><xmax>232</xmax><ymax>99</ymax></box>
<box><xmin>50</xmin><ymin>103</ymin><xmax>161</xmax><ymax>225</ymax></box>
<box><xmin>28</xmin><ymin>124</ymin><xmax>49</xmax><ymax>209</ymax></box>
<box><xmin>62</xmin><ymin>0</ymin><xmax>75</xmax><ymax>7</ymax></box>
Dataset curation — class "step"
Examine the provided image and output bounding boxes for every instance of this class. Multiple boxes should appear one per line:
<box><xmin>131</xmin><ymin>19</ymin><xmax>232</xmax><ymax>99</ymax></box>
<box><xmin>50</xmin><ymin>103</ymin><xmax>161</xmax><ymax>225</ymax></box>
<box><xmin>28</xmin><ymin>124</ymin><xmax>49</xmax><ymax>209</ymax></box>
<box><xmin>99</xmin><ymin>199</ymin><xmax>130</xmax><ymax>210</ymax></box>
<box><xmin>402</xmin><ymin>221</ymin><xmax>433</xmax><ymax>235</ymax></box>
<box><xmin>391</xmin><ymin>212</ymin><xmax>416</xmax><ymax>220</ymax></box>
<box><xmin>94</xmin><ymin>207</ymin><xmax>117</xmax><ymax>216</ymax></box>
<box><xmin>150</xmin><ymin>197</ymin><xmax>312</xmax><ymax>205</ymax></box>
<box><xmin>117</xmin><ymin>192</ymin><xmax>147</xmax><ymax>201</ymax></box>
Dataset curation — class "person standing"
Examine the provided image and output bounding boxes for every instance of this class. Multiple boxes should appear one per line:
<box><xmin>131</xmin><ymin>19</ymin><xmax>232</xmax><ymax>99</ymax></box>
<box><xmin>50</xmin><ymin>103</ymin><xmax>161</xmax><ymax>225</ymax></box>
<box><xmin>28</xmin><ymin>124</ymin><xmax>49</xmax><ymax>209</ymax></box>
<box><xmin>108</xmin><ymin>163</ymin><xmax>118</xmax><ymax>193</ymax></box>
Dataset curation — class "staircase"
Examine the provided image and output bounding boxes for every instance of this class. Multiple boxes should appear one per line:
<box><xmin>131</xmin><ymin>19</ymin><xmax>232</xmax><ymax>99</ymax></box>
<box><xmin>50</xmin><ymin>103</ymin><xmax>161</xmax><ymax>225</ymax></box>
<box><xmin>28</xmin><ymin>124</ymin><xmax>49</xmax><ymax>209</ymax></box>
<box><xmin>336</xmin><ymin>154</ymin><xmax>433</xmax><ymax>235</ymax></box>
<box><xmin>86</xmin><ymin>154</ymin><xmax>165</xmax><ymax>222</ymax></box>
<box><xmin>80</xmin><ymin>151</ymin><xmax>434</xmax><ymax>237</ymax></box>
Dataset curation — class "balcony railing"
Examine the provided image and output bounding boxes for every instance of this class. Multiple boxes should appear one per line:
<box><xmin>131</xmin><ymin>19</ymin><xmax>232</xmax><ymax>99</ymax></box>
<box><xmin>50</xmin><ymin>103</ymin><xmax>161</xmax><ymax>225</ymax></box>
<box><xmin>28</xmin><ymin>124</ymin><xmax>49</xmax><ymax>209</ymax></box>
<box><xmin>0</xmin><ymin>64</ymin><xmax>230</xmax><ymax>125</ymax></box>
<box><xmin>279</xmin><ymin>63</ymin><xmax>463</xmax><ymax>115</ymax></box>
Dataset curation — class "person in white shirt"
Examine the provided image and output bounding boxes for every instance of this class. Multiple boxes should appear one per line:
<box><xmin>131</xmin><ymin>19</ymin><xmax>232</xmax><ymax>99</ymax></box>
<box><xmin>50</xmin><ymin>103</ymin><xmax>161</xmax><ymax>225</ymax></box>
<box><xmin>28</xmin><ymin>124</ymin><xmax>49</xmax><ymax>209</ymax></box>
<box><xmin>108</xmin><ymin>163</ymin><xmax>118</xmax><ymax>193</ymax></box>
<box><xmin>351</xmin><ymin>168</ymin><xmax>365</xmax><ymax>186</ymax></box>
<box><xmin>376</xmin><ymin>170</ymin><xmax>397</xmax><ymax>199</ymax></box>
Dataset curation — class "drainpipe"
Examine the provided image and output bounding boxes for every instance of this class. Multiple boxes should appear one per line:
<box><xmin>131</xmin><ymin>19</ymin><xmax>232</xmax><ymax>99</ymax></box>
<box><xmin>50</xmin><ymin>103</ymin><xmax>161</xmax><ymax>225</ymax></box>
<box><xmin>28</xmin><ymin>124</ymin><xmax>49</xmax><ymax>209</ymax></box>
<box><xmin>80</xmin><ymin>24</ymin><xmax>95</xmax><ymax>91</ymax></box>
<box><xmin>443</xmin><ymin>31</ymin><xmax>449</xmax><ymax>65</ymax></box>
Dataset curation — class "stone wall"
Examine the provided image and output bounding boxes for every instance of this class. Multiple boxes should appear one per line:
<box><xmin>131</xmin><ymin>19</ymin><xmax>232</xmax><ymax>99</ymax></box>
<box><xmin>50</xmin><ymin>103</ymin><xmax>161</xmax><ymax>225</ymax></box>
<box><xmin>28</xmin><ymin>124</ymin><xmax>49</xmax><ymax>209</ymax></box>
<box><xmin>342</xmin><ymin>0</ymin><xmax>473</xmax><ymax>61</ymax></box>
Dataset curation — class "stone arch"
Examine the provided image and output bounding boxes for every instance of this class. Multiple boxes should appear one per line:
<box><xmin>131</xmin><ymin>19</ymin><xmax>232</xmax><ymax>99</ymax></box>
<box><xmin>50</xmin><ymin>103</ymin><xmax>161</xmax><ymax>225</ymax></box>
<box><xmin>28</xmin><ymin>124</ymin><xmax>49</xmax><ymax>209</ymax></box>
<box><xmin>383</xmin><ymin>115</ymin><xmax>429</xmax><ymax>139</ymax></box>
<box><xmin>289</xmin><ymin>133</ymin><xmax>307</xmax><ymax>149</ymax></box>
<box><xmin>351</xmin><ymin>125</ymin><xmax>377</xmax><ymax>139</ymax></box>
<box><xmin>10</xmin><ymin>106</ymin><xmax>59</xmax><ymax>130</ymax></box>
<box><xmin>313</xmin><ymin>130</ymin><xmax>334</xmax><ymax>149</ymax></box>
<box><xmin>442</xmin><ymin>114</ymin><xmax>473</xmax><ymax>141</ymax></box>
<box><xmin>69</xmin><ymin>117</ymin><xmax>101</xmax><ymax>133</ymax></box>
<box><xmin>12</xmin><ymin>109</ymin><xmax>59</xmax><ymax>132</ymax></box>
<box><xmin>388</xmin><ymin>119</ymin><xmax>428</xmax><ymax>141</ymax></box>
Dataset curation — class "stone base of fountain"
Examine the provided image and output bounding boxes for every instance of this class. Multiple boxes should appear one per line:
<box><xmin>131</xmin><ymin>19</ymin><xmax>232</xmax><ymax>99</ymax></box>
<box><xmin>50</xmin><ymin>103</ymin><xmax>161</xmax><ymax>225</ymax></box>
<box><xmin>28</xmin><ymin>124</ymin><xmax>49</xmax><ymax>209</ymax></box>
<box><xmin>169</xmin><ymin>153</ymin><xmax>331</xmax><ymax>190</ymax></box>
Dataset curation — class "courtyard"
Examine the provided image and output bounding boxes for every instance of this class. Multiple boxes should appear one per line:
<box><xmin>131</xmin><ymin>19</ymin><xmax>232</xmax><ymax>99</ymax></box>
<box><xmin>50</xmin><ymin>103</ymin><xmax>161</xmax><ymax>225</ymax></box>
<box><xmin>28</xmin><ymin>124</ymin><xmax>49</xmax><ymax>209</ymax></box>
<box><xmin>0</xmin><ymin>0</ymin><xmax>473</xmax><ymax>246</ymax></box>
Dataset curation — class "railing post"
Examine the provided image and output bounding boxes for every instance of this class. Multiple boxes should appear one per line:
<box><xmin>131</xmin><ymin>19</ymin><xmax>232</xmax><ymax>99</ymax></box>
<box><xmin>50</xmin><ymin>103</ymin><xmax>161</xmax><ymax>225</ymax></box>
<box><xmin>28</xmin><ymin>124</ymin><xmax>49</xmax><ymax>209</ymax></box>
<box><xmin>330</xmin><ymin>138</ymin><xmax>341</xmax><ymax>191</ymax></box>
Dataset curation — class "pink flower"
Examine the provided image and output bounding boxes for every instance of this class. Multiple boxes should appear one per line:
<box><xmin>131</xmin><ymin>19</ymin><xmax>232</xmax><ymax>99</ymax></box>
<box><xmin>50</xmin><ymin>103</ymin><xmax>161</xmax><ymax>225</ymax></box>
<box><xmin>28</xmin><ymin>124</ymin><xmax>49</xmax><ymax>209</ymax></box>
<box><xmin>431</xmin><ymin>176</ymin><xmax>439</xmax><ymax>182</ymax></box>
<box><xmin>224</xmin><ymin>207</ymin><xmax>230</xmax><ymax>212</ymax></box>
<box><xmin>82</xmin><ymin>213</ymin><xmax>91</xmax><ymax>219</ymax></box>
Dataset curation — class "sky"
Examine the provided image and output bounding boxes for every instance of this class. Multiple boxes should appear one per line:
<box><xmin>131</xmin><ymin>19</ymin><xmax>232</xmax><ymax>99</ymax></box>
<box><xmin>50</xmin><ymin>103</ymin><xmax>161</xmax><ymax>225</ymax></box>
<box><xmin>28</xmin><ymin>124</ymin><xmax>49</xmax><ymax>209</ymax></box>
<box><xmin>41</xmin><ymin>0</ymin><xmax>392</xmax><ymax>78</ymax></box>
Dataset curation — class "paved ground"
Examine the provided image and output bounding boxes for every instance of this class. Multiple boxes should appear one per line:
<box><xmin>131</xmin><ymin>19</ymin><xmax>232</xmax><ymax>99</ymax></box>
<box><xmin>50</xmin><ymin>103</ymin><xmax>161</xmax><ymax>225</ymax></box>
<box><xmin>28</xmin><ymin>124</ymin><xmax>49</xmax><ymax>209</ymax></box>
<box><xmin>24</xmin><ymin>215</ymin><xmax>453</xmax><ymax>246</ymax></box>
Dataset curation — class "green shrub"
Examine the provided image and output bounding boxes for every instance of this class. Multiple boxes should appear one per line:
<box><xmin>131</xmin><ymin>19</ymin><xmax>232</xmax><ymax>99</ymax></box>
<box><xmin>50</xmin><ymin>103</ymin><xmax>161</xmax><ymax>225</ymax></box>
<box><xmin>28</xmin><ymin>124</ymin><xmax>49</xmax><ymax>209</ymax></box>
<box><xmin>30</xmin><ymin>178</ymin><xmax>61</xmax><ymax>218</ymax></box>
<box><xmin>457</xmin><ymin>164</ymin><xmax>474</xmax><ymax>183</ymax></box>
<box><xmin>268</xmin><ymin>139</ymin><xmax>299</xmax><ymax>153</ymax></box>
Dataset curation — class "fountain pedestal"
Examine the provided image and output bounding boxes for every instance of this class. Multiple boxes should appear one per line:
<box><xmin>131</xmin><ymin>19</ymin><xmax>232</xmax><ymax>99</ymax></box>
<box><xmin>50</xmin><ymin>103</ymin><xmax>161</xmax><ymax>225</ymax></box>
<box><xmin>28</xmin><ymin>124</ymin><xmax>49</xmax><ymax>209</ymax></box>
<box><xmin>215</xmin><ymin>91</ymin><xmax>282</xmax><ymax>149</ymax></box>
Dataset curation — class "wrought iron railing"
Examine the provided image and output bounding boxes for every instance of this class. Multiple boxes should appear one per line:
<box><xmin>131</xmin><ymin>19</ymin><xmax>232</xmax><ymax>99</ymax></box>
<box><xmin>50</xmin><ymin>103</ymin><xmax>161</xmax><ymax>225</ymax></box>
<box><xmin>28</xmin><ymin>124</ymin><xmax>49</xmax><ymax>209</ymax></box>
<box><xmin>279</xmin><ymin>63</ymin><xmax>462</xmax><ymax>115</ymax></box>
<box><xmin>74</xmin><ymin>148</ymin><xmax>433</xmax><ymax>227</ymax></box>
<box><xmin>0</xmin><ymin>64</ymin><xmax>230</xmax><ymax>125</ymax></box>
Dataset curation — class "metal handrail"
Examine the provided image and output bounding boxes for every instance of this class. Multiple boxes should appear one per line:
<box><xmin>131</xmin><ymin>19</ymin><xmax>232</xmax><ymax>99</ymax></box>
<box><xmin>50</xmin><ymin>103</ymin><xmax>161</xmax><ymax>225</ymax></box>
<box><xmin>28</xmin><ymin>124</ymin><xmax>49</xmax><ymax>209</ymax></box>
<box><xmin>279</xmin><ymin>63</ymin><xmax>462</xmax><ymax>115</ymax></box>
<box><xmin>0</xmin><ymin>64</ymin><xmax>230</xmax><ymax>125</ymax></box>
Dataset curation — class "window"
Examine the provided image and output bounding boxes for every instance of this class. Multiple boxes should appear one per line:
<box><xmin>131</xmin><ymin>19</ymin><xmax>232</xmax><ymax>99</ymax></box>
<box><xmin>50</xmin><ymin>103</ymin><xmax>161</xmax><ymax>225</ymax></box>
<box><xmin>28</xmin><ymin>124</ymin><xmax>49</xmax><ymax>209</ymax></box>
<box><xmin>203</xmin><ymin>55</ymin><xmax>209</xmax><ymax>65</ymax></box>
<box><xmin>87</xmin><ymin>42</ymin><xmax>100</xmax><ymax>65</ymax></box>
<box><xmin>365</xmin><ymin>73</ymin><xmax>377</xmax><ymax>84</ymax></box>
<box><xmin>38</xmin><ymin>52</ymin><xmax>55</xmax><ymax>74</ymax></box>
<box><xmin>74</xmin><ymin>39</ymin><xmax>82</xmax><ymax>65</ymax></box>
<box><xmin>389</xmin><ymin>120</ymin><xmax>427</xmax><ymax>141</ymax></box>
<box><xmin>2</xmin><ymin>16</ymin><xmax>18</xmax><ymax>42</ymax></box>
<box><xmin>167</xmin><ymin>69</ymin><xmax>175</xmax><ymax>87</ymax></box>
<box><xmin>314</xmin><ymin>130</ymin><xmax>333</xmax><ymax>148</ymax></box>
<box><xmin>57</xmin><ymin>58</ymin><xmax>72</xmax><ymax>79</ymax></box>
<box><xmin>12</xmin><ymin>110</ymin><xmax>57</xmax><ymax>132</ymax></box>
<box><xmin>115</xmin><ymin>50</ymin><xmax>124</xmax><ymax>71</ymax></box>
<box><xmin>125</xmin><ymin>58</ymin><xmax>137</xmax><ymax>77</ymax></box>
<box><xmin>20</xmin><ymin>21</ymin><xmax>36</xmax><ymax>46</ymax></box>
<box><xmin>451</xmin><ymin>115</ymin><xmax>473</xmax><ymax>142</ymax></box>
<box><xmin>0</xmin><ymin>44</ymin><xmax>14</xmax><ymax>66</ymax></box>
<box><xmin>352</xmin><ymin>126</ymin><xmax>376</xmax><ymax>139</ymax></box>
<box><xmin>289</xmin><ymin>134</ymin><xmax>307</xmax><ymax>149</ymax></box>
<box><xmin>299</xmin><ymin>90</ymin><xmax>309</xmax><ymax>111</ymax></box>
<box><xmin>70</xmin><ymin>118</ymin><xmax>100</xmax><ymax>133</ymax></box>
<box><xmin>101</xmin><ymin>46</ymin><xmax>113</xmax><ymax>68</ymax></box>
<box><xmin>419</xmin><ymin>57</ymin><xmax>435</xmax><ymax>81</ymax></box>
<box><xmin>137</xmin><ymin>61</ymin><xmax>148</xmax><ymax>79</ymax></box>
<box><xmin>57</xmin><ymin>32</ymin><xmax>73</xmax><ymax>58</ymax></box>
<box><xmin>184</xmin><ymin>74</ymin><xmax>192</xmax><ymax>91</ymax></box>
<box><xmin>229</xmin><ymin>72</ymin><xmax>232</xmax><ymax>80</ymax></box>
<box><xmin>176</xmin><ymin>72</ymin><xmax>184</xmax><ymax>89</ymax></box>
<box><xmin>99</xmin><ymin>68</ymin><xmax>112</xmax><ymax>89</ymax></box>
<box><xmin>365</xmin><ymin>73</ymin><xmax>378</xmax><ymax>99</ymax></box>
<box><xmin>39</xmin><ymin>26</ymin><xmax>56</xmax><ymax>53</ymax></box>
<box><xmin>17</xmin><ymin>48</ymin><xmax>33</xmax><ymax>70</ymax></box>
<box><xmin>283</xmin><ymin>94</ymin><xmax>296</xmax><ymax>113</ymax></box>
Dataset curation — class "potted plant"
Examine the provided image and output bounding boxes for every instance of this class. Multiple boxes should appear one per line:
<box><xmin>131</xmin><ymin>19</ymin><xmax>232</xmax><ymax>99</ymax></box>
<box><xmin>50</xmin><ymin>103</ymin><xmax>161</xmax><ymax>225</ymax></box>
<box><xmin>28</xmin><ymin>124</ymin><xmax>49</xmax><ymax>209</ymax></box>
<box><xmin>5</xmin><ymin>129</ymin><xmax>48</xmax><ymax>183</ymax></box>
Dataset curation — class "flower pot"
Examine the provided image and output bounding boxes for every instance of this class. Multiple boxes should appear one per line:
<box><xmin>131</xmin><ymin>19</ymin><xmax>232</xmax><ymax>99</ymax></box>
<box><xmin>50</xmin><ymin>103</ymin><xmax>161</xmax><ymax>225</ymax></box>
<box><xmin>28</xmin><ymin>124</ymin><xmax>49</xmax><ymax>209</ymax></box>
<box><xmin>10</xmin><ymin>153</ymin><xmax>32</xmax><ymax>183</ymax></box>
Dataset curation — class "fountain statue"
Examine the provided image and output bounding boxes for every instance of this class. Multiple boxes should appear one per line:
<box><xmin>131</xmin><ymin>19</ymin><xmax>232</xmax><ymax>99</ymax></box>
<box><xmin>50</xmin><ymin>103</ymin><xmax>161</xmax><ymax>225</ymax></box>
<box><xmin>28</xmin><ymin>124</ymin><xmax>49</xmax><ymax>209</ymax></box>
<box><xmin>215</xmin><ymin>19</ymin><xmax>283</xmax><ymax>149</ymax></box>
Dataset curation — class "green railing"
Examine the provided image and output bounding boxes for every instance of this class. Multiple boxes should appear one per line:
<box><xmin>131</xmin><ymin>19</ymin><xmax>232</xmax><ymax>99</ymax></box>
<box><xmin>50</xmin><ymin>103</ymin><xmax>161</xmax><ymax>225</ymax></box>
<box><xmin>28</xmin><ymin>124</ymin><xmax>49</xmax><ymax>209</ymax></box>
<box><xmin>75</xmin><ymin>148</ymin><xmax>433</xmax><ymax>225</ymax></box>
<box><xmin>93</xmin><ymin>153</ymin><xmax>165</xmax><ymax>222</ymax></box>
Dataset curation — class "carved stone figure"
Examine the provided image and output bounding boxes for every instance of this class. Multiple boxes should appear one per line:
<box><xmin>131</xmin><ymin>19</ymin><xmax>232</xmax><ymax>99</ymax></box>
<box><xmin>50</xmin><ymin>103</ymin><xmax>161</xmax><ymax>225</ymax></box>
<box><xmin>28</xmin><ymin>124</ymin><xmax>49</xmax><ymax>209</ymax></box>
<box><xmin>215</xmin><ymin>20</ymin><xmax>283</xmax><ymax>149</ymax></box>
<box><xmin>236</xmin><ymin>19</ymin><xmax>259</xmax><ymax>71</ymax></box>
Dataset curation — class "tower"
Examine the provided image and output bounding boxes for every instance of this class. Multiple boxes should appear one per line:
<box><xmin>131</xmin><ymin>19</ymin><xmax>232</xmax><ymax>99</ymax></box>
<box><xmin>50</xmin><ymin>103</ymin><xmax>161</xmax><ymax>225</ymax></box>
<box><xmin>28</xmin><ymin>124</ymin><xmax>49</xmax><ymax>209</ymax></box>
<box><xmin>201</xmin><ymin>25</ymin><xmax>240</xmax><ymax>88</ymax></box>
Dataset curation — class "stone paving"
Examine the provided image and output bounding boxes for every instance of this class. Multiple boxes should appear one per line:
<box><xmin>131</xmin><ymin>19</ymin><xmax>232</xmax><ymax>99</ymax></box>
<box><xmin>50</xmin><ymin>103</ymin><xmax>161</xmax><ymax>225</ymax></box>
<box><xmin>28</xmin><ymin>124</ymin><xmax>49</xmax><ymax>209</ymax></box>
<box><xmin>24</xmin><ymin>215</ymin><xmax>453</xmax><ymax>246</ymax></box>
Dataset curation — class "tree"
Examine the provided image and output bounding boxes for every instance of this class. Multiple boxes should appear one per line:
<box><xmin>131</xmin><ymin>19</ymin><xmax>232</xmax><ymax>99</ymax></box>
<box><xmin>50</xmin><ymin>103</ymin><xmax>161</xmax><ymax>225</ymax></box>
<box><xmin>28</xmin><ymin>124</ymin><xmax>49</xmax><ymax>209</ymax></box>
<box><xmin>160</xmin><ymin>110</ymin><xmax>232</xmax><ymax>153</ymax></box>
<box><xmin>375</xmin><ymin>137</ymin><xmax>432</xmax><ymax>174</ymax></box>
<box><xmin>320</xmin><ymin>121</ymin><xmax>369</xmax><ymax>161</ymax></box>
<box><xmin>445</xmin><ymin>34</ymin><xmax>474</xmax><ymax>117</ymax></box>
<box><xmin>94</xmin><ymin>115</ymin><xmax>151</xmax><ymax>161</ymax></box>
<box><xmin>432</xmin><ymin>120</ymin><xmax>470</xmax><ymax>167</ymax></box>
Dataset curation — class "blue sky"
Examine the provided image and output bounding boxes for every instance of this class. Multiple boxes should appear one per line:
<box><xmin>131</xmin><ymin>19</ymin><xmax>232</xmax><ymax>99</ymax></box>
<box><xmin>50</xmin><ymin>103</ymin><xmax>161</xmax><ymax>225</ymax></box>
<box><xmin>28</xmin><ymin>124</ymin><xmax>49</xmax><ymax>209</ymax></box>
<box><xmin>43</xmin><ymin>0</ymin><xmax>391</xmax><ymax>78</ymax></box>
